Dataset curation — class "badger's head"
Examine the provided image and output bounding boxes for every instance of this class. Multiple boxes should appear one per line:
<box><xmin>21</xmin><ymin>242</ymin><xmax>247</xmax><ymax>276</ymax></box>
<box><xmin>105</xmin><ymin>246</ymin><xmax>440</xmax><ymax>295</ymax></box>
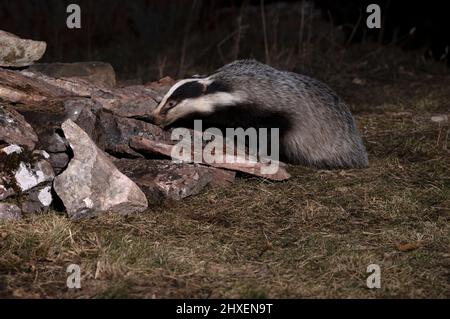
<box><xmin>152</xmin><ymin>77</ymin><xmax>246</xmax><ymax>127</ymax></box>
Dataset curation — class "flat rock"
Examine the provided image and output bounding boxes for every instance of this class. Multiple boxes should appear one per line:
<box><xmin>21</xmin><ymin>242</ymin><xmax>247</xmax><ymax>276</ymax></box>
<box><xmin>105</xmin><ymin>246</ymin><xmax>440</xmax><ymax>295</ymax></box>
<box><xmin>27</xmin><ymin>62</ymin><xmax>116</xmax><ymax>88</ymax></box>
<box><xmin>91</xmin><ymin>85</ymin><xmax>159</xmax><ymax>119</ymax></box>
<box><xmin>96</xmin><ymin>110</ymin><xmax>171</xmax><ymax>157</ymax></box>
<box><xmin>0</xmin><ymin>104</ymin><xmax>38</xmax><ymax>150</ymax></box>
<box><xmin>0</xmin><ymin>203</ymin><xmax>21</xmax><ymax>220</ymax></box>
<box><xmin>129</xmin><ymin>135</ymin><xmax>291</xmax><ymax>181</ymax></box>
<box><xmin>0</xmin><ymin>30</ymin><xmax>46</xmax><ymax>67</ymax></box>
<box><xmin>53</xmin><ymin>119</ymin><xmax>148</xmax><ymax>219</ymax></box>
<box><xmin>114</xmin><ymin>159</ymin><xmax>235</xmax><ymax>202</ymax></box>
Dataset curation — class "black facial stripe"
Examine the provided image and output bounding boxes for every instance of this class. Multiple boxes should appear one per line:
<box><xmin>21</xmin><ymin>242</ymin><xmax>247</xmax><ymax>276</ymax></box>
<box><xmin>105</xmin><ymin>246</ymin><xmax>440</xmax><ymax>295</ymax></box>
<box><xmin>162</xmin><ymin>80</ymin><xmax>233</xmax><ymax>114</ymax></box>
<box><xmin>170</xmin><ymin>81</ymin><xmax>205</xmax><ymax>100</ymax></box>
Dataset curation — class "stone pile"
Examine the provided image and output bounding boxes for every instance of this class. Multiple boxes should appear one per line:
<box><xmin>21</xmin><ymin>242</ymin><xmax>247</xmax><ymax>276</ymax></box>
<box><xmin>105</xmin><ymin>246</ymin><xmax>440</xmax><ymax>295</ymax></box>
<box><xmin>0</xmin><ymin>31</ymin><xmax>289</xmax><ymax>220</ymax></box>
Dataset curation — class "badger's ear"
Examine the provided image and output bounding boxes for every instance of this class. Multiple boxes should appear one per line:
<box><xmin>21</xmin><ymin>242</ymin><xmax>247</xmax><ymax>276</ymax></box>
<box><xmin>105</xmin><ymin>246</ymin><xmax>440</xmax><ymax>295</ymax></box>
<box><xmin>191</xmin><ymin>74</ymin><xmax>208</xmax><ymax>79</ymax></box>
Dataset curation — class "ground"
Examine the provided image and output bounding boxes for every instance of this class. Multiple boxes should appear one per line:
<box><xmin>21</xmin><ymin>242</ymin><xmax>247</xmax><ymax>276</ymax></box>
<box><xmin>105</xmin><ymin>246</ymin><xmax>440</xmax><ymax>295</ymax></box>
<box><xmin>0</xmin><ymin>46</ymin><xmax>449</xmax><ymax>298</ymax></box>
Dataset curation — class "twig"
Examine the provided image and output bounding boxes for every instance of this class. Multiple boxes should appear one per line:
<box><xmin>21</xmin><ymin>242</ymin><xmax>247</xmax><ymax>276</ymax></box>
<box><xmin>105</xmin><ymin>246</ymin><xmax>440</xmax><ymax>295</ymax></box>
<box><xmin>346</xmin><ymin>11</ymin><xmax>362</xmax><ymax>47</ymax></box>
<box><xmin>260</xmin><ymin>0</ymin><xmax>270</xmax><ymax>64</ymax></box>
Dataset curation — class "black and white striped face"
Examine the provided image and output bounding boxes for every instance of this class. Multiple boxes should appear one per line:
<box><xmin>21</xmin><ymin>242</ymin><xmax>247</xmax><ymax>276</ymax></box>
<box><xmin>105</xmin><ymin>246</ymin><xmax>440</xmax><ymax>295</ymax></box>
<box><xmin>152</xmin><ymin>78</ymin><xmax>246</xmax><ymax>127</ymax></box>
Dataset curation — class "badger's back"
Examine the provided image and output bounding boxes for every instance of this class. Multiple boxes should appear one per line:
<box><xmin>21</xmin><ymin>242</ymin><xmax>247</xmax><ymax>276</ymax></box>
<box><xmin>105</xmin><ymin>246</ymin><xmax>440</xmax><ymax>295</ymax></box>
<box><xmin>210</xmin><ymin>60</ymin><xmax>369</xmax><ymax>169</ymax></box>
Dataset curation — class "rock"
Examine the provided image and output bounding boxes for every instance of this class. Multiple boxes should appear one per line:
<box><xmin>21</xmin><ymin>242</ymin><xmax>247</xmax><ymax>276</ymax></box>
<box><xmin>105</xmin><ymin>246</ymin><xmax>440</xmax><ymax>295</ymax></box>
<box><xmin>0</xmin><ymin>146</ymin><xmax>54</xmax><ymax>199</ymax></box>
<box><xmin>53</xmin><ymin>120</ymin><xmax>148</xmax><ymax>219</ymax></box>
<box><xmin>14</xmin><ymin>159</ymin><xmax>54</xmax><ymax>192</ymax></box>
<box><xmin>27</xmin><ymin>62</ymin><xmax>116</xmax><ymax>88</ymax></box>
<box><xmin>0</xmin><ymin>203</ymin><xmax>21</xmax><ymax>220</ymax></box>
<box><xmin>114</xmin><ymin>159</ymin><xmax>235</xmax><ymax>202</ymax></box>
<box><xmin>48</xmin><ymin>152</ymin><xmax>70</xmax><ymax>174</ymax></box>
<box><xmin>0</xmin><ymin>145</ymin><xmax>20</xmax><ymax>200</ymax></box>
<box><xmin>18</xmin><ymin>98</ymin><xmax>98</xmax><ymax>153</ymax></box>
<box><xmin>37</xmin><ymin>130</ymin><xmax>68</xmax><ymax>153</ymax></box>
<box><xmin>21</xmin><ymin>184</ymin><xmax>53</xmax><ymax>215</ymax></box>
<box><xmin>117</xmin><ymin>79</ymin><xmax>142</xmax><ymax>88</ymax></box>
<box><xmin>96</xmin><ymin>110</ymin><xmax>171</xmax><ymax>157</ymax></box>
<box><xmin>32</xmin><ymin>149</ymin><xmax>50</xmax><ymax>159</ymax></box>
<box><xmin>0</xmin><ymin>182</ymin><xmax>14</xmax><ymax>201</ymax></box>
<box><xmin>62</xmin><ymin>98</ymin><xmax>99</xmax><ymax>138</ymax></box>
<box><xmin>145</xmin><ymin>76</ymin><xmax>175</xmax><ymax>102</ymax></box>
<box><xmin>129</xmin><ymin>136</ymin><xmax>291</xmax><ymax>181</ymax></box>
<box><xmin>1</xmin><ymin>144</ymin><xmax>23</xmax><ymax>155</ymax></box>
<box><xmin>0</xmin><ymin>104</ymin><xmax>38</xmax><ymax>150</ymax></box>
<box><xmin>0</xmin><ymin>67</ymin><xmax>94</xmax><ymax>106</ymax></box>
<box><xmin>19</xmin><ymin>69</ymin><xmax>96</xmax><ymax>98</ymax></box>
<box><xmin>0</xmin><ymin>144</ymin><xmax>54</xmax><ymax>213</ymax></box>
<box><xmin>0</xmin><ymin>30</ymin><xmax>46</xmax><ymax>67</ymax></box>
<box><xmin>91</xmin><ymin>85</ymin><xmax>159</xmax><ymax>119</ymax></box>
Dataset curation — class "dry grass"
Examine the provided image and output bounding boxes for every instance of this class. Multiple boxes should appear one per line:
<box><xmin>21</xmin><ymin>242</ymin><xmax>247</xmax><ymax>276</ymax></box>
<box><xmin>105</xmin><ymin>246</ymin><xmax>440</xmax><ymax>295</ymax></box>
<box><xmin>1</xmin><ymin>47</ymin><xmax>449</xmax><ymax>298</ymax></box>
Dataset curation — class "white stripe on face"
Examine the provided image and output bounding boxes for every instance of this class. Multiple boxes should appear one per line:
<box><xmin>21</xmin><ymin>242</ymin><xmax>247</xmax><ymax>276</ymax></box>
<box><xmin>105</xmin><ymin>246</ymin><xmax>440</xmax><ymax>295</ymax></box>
<box><xmin>154</xmin><ymin>77</ymin><xmax>212</xmax><ymax>114</ymax></box>
<box><xmin>162</xmin><ymin>91</ymin><xmax>247</xmax><ymax>126</ymax></box>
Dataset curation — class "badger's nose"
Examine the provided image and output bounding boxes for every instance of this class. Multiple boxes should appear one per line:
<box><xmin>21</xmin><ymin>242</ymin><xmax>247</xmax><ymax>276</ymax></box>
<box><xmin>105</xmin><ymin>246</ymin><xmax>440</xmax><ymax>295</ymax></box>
<box><xmin>151</xmin><ymin>110</ymin><xmax>166</xmax><ymax>127</ymax></box>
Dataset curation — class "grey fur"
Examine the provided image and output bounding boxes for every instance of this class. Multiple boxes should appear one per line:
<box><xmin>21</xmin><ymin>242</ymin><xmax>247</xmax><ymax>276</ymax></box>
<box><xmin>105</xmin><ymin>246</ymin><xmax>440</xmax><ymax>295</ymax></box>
<box><xmin>159</xmin><ymin>59</ymin><xmax>369</xmax><ymax>169</ymax></box>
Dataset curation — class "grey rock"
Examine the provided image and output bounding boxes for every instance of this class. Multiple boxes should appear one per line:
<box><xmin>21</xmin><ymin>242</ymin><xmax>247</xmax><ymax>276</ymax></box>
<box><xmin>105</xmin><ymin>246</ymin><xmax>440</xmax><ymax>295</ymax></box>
<box><xmin>27</xmin><ymin>62</ymin><xmax>116</xmax><ymax>88</ymax></box>
<box><xmin>114</xmin><ymin>159</ymin><xmax>235</xmax><ymax>202</ymax></box>
<box><xmin>117</xmin><ymin>79</ymin><xmax>143</xmax><ymax>88</ymax></box>
<box><xmin>91</xmin><ymin>85</ymin><xmax>159</xmax><ymax>119</ymax></box>
<box><xmin>0</xmin><ymin>145</ymin><xmax>20</xmax><ymax>200</ymax></box>
<box><xmin>13</xmin><ymin>159</ymin><xmax>54</xmax><ymax>192</ymax></box>
<box><xmin>0</xmin><ymin>145</ymin><xmax>54</xmax><ymax>214</ymax></box>
<box><xmin>96</xmin><ymin>110</ymin><xmax>171</xmax><ymax>158</ymax></box>
<box><xmin>0</xmin><ymin>104</ymin><xmax>38</xmax><ymax>150</ymax></box>
<box><xmin>0</xmin><ymin>203</ymin><xmax>21</xmax><ymax>220</ymax></box>
<box><xmin>0</xmin><ymin>181</ymin><xmax>14</xmax><ymax>201</ymax></box>
<box><xmin>38</xmin><ymin>131</ymin><xmax>68</xmax><ymax>153</ymax></box>
<box><xmin>53</xmin><ymin>119</ymin><xmax>148</xmax><ymax>219</ymax></box>
<box><xmin>63</xmin><ymin>98</ymin><xmax>99</xmax><ymax>137</ymax></box>
<box><xmin>48</xmin><ymin>152</ymin><xmax>70</xmax><ymax>174</ymax></box>
<box><xmin>21</xmin><ymin>184</ymin><xmax>53</xmax><ymax>215</ymax></box>
<box><xmin>0</xmin><ymin>30</ymin><xmax>46</xmax><ymax>67</ymax></box>
<box><xmin>1</xmin><ymin>144</ymin><xmax>23</xmax><ymax>155</ymax></box>
<box><xmin>0</xmin><ymin>146</ymin><xmax>54</xmax><ymax>200</ymax></box>
<box><xmin>18</xmin><ymin>98</ymin><xmax>98</xmax><ymax>153</ymax></box>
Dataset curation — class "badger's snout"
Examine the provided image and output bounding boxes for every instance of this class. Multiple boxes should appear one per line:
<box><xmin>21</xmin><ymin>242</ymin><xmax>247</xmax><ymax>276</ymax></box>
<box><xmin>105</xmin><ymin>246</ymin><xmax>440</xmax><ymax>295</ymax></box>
<box><xmin>151</xmin><ymin>110</ymin><xmax>164</xmax><ymax>126</ymax></box>
<box><xmin>151</xmin><ymin>108</ymin><xmax>173</xmax><ymax>128</ymax></box>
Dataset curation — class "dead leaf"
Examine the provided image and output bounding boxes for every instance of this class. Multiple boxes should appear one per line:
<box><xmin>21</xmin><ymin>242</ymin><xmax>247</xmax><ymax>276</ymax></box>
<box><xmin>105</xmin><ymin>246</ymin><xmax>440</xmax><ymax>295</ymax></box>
<box><xmin>431</xmin><ymin>115</ymin><xmax>449</xmax><ymax>123</ymax></box>
<box><xmin>396</xmin><ymin>241</ymin><xmax>422</xmax><ymax>252</ymax></box>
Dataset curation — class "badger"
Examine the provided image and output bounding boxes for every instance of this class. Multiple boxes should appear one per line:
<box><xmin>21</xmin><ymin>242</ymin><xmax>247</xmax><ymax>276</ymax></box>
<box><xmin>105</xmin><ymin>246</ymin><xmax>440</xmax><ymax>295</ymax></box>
<box><xmin>152</xmin><ymin>59</ymin><xmax>368</xmax><ymax>169</ymax></box>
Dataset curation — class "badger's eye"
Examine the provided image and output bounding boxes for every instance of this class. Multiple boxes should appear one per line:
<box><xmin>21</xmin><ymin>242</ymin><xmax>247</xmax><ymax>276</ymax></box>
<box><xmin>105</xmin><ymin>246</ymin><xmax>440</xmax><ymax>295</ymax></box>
<box><xmin>167</xmin><ymin>100</ymin><xmax>177</xmax><ymax>109</ymax></box>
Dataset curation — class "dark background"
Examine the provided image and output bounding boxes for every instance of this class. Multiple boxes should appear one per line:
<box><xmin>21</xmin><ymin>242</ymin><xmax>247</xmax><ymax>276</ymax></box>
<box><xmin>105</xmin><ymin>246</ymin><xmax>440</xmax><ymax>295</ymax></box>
<box><xmin>1</xmin><ymin>0</ymin><xmax>448</xmax><ymax>81</ymax></box>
